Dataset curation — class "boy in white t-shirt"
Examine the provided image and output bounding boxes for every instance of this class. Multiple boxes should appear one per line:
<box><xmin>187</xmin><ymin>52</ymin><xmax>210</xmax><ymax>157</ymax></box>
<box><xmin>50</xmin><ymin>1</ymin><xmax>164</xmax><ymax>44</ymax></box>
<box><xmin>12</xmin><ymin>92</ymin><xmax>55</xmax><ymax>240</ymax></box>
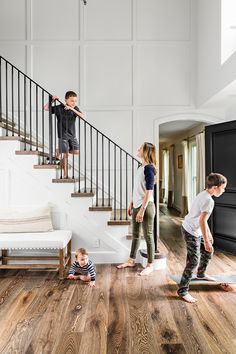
<box><xmin>177</xmin><ymin>173</ymin><xmax>227</xmax><ymax>303</ymax></box>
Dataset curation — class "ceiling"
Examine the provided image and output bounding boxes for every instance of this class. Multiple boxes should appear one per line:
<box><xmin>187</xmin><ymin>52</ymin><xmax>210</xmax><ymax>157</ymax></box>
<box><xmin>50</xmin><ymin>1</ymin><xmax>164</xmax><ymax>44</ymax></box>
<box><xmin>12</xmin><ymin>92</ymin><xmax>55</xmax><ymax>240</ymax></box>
<box><xmin>159</xmin><ymin>120</ymin><xmax>202</xmax><ymax>142</ymax></box>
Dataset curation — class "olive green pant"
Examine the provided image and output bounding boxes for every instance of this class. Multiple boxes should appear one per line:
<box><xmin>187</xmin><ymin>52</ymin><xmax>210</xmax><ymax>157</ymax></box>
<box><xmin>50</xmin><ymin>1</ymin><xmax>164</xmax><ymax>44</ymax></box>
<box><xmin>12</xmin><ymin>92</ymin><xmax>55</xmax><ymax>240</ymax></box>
<box><xmin>130</xmin><ymin>202</ymin><xmax>155</xmax><ymax>263</ymax></box>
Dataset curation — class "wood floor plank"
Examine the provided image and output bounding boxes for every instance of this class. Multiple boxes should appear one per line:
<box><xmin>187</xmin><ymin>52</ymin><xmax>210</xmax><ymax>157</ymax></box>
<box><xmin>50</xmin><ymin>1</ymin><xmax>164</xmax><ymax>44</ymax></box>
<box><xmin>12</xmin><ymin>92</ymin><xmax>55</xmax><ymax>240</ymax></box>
<box><xmin>0</xmin><ymin>206</ymin><xmax>235</xmax><ymax>353</ymax></box>
<box><xmin>78</xmin><ymin>264</ymin><xmax>111</xmax><ymax>354</ymax></box>
<box><xmin>24</xmin><ymin>278</ymin><xmax>75</xmax><ymax>354</ymax></box>
<box><xmin>143</xmin><ymin>270</ymin><xmax>184</xmax><ymax>351</ymax></box>
<box><xmin>107</xmin><ymin>265</ymin><xmax>129</xmax><ymax>354</ymax></box>
<box><xmin>0</xmin><ymin>272</ymin><xmax>58</xmax><ymax>354</ymax></box>
<box><xmin>52</xmin><ymin>332</ymin><xmax>82</xmax><ymax>354</ymax></box>
<box><xmin>125</xmin><ymin>275</ymin><xmax>160</xmax><ymax>354</ymax></box>
<box><xmin>0</xmin><ymin>288</ymin><xmax>37</xmax><ymax>353</ymax></box>
<box><xmin>54</xmin><ymin>281</ymin><xmax>92</xmax><ymax>335</ymax></box>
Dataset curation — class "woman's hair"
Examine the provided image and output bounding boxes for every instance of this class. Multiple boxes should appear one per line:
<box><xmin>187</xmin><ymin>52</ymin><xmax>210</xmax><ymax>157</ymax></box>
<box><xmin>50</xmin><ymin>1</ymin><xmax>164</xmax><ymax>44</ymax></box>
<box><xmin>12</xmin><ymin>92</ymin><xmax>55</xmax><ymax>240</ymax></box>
<box><xmin>206</xmin><ymin>173</ymin><xmax>227</xmax><ymax>189</ymax></box>
<box><xmin>75</xmin><ymin>247</ymin><xmax>88</xmax><ymax>257</ymax></box>
<box><xmin>142</xmin><ymin>142</ymin><xmax>157</xmax><ymax>168</ymax></box>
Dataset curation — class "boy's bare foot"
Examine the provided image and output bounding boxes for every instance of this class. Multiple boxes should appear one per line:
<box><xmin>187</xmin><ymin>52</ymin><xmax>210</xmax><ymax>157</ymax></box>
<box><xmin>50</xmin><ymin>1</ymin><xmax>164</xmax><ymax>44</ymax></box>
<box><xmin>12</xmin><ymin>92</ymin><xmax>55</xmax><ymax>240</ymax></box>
<box><xmin>219</xmin><ymin>283</ymin><xmax>235</xmax><ymax>292</ymax></box>
<box><xmin>179</xmin><ymin>292</ymin><xmax>197</xmax><ymax>303</ymax></box>
<box><xmin>139</xmin><ymin>265</ymin><xmax>153</xmax><ymax>276</ymax></box>
<box><xmin>117</xmin><ymin>258</ymin><xmax>135</xmax><ymax>269</ymax></box>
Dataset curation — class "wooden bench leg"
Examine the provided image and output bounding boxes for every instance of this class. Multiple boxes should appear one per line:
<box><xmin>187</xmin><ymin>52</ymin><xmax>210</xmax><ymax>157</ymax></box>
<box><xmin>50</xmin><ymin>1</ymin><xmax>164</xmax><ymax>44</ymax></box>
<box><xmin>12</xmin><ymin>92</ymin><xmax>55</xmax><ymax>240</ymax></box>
<box><xmin>59</xmin><ymin>248</ymin><xmax>65</xmax><ymax>279</ymax></box>
<box><xmin>67</xmin><ymin>240</ymin><xmax>72</xmax><ymax>268</ymax></box>
<box><xmin>2</xmin><ymin>250</ymin><xmax>8</xmax><ymax>265</ymax></box>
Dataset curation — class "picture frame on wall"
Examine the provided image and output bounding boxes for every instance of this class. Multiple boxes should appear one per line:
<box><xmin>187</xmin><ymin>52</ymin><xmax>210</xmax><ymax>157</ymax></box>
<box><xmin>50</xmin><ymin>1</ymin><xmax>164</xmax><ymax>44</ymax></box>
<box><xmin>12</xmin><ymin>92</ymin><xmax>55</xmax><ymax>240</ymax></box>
<box><xmin>178</xmin><ymin>155</ymin><xmax>183</xmax><ymax>169</ymax></box>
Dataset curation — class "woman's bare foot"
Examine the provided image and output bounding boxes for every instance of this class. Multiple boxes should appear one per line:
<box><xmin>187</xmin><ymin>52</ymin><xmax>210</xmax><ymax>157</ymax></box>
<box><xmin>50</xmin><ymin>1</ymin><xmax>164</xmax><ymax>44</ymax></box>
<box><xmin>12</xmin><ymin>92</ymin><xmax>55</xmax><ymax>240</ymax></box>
<box><xmin>139</xmin><ymin>264</ymin><xmax>153</xmax><ymax>276</ymax></box>
<box><xmin>117</xmin><ymin>258</ymin><xmax>135</xmax><ymax>269</ymax></box>
<box><xmin>179</xmin><ymin>292</ymin><xmax>197</xmax><ymax>303</ymax></box>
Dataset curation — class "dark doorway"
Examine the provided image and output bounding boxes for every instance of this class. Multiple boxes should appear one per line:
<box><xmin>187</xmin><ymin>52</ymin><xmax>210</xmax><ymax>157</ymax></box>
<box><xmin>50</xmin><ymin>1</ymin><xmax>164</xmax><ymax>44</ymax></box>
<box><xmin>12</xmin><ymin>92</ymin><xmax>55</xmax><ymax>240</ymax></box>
<box><xmin>205</xmin><ymin>120</ymin><xmax>236</xmax><ymax>254</ymax></box>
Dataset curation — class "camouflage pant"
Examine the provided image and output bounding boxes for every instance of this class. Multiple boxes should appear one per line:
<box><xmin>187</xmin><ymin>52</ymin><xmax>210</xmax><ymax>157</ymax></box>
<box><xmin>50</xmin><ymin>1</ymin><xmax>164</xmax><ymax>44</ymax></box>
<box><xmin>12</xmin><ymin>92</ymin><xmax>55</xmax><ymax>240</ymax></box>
<box><xmin>177</xmin><ymin>226</ymin><xmax>213</xmax><ymax>297</ymax></box>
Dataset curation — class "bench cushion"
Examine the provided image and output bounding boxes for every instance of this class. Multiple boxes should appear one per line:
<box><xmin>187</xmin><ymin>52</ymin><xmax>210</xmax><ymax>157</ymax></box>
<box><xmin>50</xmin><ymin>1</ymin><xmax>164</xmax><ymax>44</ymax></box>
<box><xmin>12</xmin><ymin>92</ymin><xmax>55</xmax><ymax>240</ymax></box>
<box><xmin>0</xmin><ymin>230</ymin><xmax>72</xmax><ymax>250</ymax></box>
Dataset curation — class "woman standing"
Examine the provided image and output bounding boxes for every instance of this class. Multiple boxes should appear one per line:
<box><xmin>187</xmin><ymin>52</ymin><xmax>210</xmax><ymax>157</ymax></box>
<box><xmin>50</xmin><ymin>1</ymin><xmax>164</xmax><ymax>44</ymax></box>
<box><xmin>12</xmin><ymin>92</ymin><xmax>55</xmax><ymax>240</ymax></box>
<box><xmin>117</xmin><ymin>142</ymin><xmax>157</xmax><ymax>275</ymax></box>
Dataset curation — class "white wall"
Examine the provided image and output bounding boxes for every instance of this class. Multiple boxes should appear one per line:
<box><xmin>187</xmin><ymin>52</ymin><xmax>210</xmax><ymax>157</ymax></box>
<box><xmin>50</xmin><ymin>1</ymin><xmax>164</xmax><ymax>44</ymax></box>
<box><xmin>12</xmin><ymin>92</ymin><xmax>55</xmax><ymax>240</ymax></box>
<box><xmin>0</xmin><ymin>138</ymin><xmax>138</xmax><ymax>264</ymax></box>
<box><xmin>0</xmin><ymin>0</ymin><xmax>194</xmax><ymax>155</ymax></box>
<box><xmin>197</xmin><ymin>0</ymin><xmax>236</xmax><ymax>106</ymax></box>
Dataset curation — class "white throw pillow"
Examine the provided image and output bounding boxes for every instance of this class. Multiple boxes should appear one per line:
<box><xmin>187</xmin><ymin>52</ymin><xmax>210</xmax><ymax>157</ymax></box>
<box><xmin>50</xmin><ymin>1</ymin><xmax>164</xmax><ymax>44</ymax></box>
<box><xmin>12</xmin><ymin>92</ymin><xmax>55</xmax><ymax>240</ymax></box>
<box><xmin>0</xmin><ymin>205</ymin><xmax>53</xmax><ymax>233</ymax></box>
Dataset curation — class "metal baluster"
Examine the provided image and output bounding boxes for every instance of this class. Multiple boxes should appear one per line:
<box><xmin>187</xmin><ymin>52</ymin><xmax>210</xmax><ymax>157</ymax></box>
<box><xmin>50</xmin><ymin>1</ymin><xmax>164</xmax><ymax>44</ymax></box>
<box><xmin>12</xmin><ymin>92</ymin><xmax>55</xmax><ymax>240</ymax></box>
<box><xmin>54</xmin><ymin>101</ymin><xmax>57</xmax><ymax>166</ymax></box>
<box><xmin>108</xmin><ymin>139</ymin><xmax>111</xmax><ymax>207</ymax></box>
<box><xmin>0</xmin><ymin>58</ymin><xmax>2</xmax><ymax>124</ymax></box>
<box><xmin>78</xmin><ymin>116</ymin><xmax>81</xmax><ymax>191</ymax></box>
<box><xmin>5</xmin><ymin>61</ymin><xmax>8</xmax><ymax>136</ymax></box>
<box><xmin>72</xmin><ymin>134</ymin><xmax>75</xmax><ymax>179</ymax></box>
<box><xmin>90</xmin><ymin>125</ymin><xmax>93</xmax><ymax>193</ymax></box>
<box><xmin>102</xmin><ymin>135</ymin><xmax>104</xmax><ymax>206</ymax></box>
<box><xmin>18</xmin><ymin>71</ymin><xmax>20</xmax><ymax>136</ymax></box>
<box><xmin>41</xmin><ymin>90</ymin><xmax>44</xmax><ymax>164</ymax></box>
<box><xmin>126</xmin><ymin>153</ymin><xmax>128</xmax><ymax>220</ymax></box>
<box><xmin>154</xmin><ymin>184</ymin><xmax>158</xmax><ymax>253</ymax></box>
<box><xmin>120</xmin><ymin>149</ymin><xmax>122</xmax><ymax>220</ymax></box>
<box><xmin>114</xmin><ymin>144</ymin><xmax>116</xmax><ymax>220</ymax></box>
<box><xmin>84</xmin><ymin>122</ymin><xmax>87</xmax><ymax>191</ymax></box>
<box><xmin>23</xmin><ymin>75</ymin><xmax>26</xmax><ymax>149</ymax></box>
<box><xmin>11</xmin><ymin>66</ymin><xmax>14</xmax><ymax>135</ymax></box>
<box><xmin>36</xmin><ymin>85</ymin><xmax>38</xmax><ymax>150</ymax></box>
<box><xmin>96</xmin><ymin>131</ymin><xmax>98</xmax><ymax>206</ymax></box>
<box><xmin>132</xmin><ymin>158</ymin><xmax>134</xmax><ymax>193</ymax></box>
<box><xmin>29</xmin><ymin>80</ymin><xmax>32</xmax><ymax>150</ymax></box>
<box><xmin>59</xmin><ymin>101</ymin><xmax>63</xmax><ymax>178</ymax></box>
<box><xmin>48</xmin><ymin>95</ymin><xmax>53</xmax><ymax>164</ymax></box>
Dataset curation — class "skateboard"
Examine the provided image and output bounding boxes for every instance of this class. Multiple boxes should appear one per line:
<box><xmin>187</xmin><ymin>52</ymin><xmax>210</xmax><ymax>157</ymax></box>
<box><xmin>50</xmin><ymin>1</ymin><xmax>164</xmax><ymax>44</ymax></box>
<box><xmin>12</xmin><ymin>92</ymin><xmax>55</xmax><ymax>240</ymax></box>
<box><xmin>171</xmin><ymin>274</ymin><xmax>236</xmax><ymax>290</ymax></box>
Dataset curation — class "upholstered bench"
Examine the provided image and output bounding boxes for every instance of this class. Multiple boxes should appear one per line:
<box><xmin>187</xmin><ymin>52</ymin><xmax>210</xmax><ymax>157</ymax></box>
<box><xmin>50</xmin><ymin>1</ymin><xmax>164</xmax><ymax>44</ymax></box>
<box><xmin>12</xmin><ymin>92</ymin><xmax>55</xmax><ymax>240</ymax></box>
<box><xmin>0</xmin><ymin>205</ymin><xmax>72</xmax><ymax>278</ymax></box>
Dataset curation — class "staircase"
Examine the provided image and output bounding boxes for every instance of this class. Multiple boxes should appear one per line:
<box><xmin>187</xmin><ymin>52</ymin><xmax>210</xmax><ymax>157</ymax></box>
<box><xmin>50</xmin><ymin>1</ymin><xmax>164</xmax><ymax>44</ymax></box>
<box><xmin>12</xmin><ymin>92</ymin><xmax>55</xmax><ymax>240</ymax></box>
<box><xmin>0</xmin><ymin>55</ymin><xmax>158</xmax><ymax>263</ymax></box>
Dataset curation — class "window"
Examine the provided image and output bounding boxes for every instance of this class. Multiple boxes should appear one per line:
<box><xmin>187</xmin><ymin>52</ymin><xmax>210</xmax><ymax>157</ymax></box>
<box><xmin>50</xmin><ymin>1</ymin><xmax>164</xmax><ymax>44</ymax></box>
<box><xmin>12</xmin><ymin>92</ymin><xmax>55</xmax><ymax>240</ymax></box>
<box><xmin>188</xmin><ymin>141</ymin><xmax>197</xmax><ymax>207</ymax></box>
<box><xmin>162</xmin><ymin>149</ymin><xmax>169</xmax><ymax>203</ymax></box>
<box><xmin>221</xmin><ymin>0</ymin><xmax>236</xmax><ymax>64</ymax></box>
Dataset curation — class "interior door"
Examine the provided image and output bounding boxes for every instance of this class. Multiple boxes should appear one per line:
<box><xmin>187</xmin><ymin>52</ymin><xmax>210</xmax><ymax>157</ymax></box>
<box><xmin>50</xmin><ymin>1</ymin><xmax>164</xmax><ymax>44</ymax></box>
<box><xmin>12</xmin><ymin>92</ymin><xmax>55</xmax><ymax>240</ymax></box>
<box><xmin>205</xmin><ymin>120</ymin><xmax>236</xmax><ymax>254</ymax></box>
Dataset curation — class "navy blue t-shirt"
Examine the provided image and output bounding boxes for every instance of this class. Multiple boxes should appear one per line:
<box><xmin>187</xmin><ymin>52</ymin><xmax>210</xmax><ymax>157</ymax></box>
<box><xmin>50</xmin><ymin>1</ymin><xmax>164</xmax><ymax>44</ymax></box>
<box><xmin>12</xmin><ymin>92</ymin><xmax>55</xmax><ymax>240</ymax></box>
<box><xmin>52</xmin><ymin>104</ymin><xmax>81</xmax><ymax>139</ymax></box>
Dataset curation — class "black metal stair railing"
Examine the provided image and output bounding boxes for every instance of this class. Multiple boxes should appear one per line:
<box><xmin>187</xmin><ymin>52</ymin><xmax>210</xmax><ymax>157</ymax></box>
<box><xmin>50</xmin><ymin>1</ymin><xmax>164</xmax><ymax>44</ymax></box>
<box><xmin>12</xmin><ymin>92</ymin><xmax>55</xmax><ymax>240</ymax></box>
<box><xmin>0</xmin><ymin>55</ymin><xmax>159</xmax><ymax>250</ymax></box>
<box><xmin>0</xmin><ymin>55</ymin><xmax>142</xmax><ymax>223</ymax></box>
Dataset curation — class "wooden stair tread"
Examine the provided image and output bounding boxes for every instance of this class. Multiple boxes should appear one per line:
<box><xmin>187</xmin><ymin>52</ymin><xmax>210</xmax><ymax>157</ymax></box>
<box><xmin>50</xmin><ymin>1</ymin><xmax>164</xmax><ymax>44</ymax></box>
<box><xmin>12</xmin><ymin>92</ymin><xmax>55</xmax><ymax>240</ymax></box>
<box><xmin>34</xmin><ymin>164</ymin><xmax>61</xmax><ymax>169</ymax></box>
<box><xmin>72</xmin><ymin>190</ymin><xmax>95</xmax><ymax>197</ymax></box>
<box><xmin>52</xmin><ymin>178</ymin><xmax>80</xmax><ymax>183</ymax></box>
<box><xmin>89</xmin><ymin>205</ymin><xmax>112</xmax><ymax>211</ymax></box>
<box><xmin>108</xmin><ymin>219</ymin><xmax>130</xmax><ymax>226</ymax></box>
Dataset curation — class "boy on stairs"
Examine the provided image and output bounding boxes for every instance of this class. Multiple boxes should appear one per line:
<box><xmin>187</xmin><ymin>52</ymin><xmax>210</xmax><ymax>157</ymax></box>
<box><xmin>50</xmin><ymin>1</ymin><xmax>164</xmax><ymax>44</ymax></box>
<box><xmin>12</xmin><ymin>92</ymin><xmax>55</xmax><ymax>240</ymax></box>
<box><xmin>44</xmin><ymin>91</ymin><xmax>84</xmax><ymax>178</ymax></box>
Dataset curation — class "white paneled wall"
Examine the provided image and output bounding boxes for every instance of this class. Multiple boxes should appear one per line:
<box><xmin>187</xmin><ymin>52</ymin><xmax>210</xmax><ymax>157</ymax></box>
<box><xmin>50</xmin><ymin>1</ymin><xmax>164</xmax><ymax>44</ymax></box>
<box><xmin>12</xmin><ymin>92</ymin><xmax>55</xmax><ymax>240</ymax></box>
<box><xmin>84</xmin><ymin>0</ymin><xmax>132</xmax><ymax>40</ymax></box>
<box><xmin>32</xmin><ymin>45</ymin><xmax>79</xmax><ymax>98</ymax></box>
<box><xmin>134</xmin><ymin>44</ymin><xmax>190</xmax><ymax>106</ymax></box>
<box><xmin>85</xmin><ymin>45</ymin><xmax>132</xmax><ymax>106</ymax></box>
<box><xmin>0</xmin><ymin>0</ymin><xmax>26</xmax><ymax>40</ymax></box>
<box><xmin>0</xmin><ymin>0</ymin><xmax>193</xmax><ymax>153</ymax></box>
<box><xmin>31</xmin><ymin>0</ymin><xmax>80</xmax><ymax>40</ymax></box>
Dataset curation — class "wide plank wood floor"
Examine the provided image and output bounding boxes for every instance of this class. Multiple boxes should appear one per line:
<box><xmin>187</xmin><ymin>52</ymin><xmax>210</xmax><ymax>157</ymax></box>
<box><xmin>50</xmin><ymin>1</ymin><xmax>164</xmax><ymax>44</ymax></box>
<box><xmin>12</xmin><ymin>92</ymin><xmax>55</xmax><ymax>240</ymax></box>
<box><xmin>0</xmin><ymin>205</ymin><xmax>236</xmax><ymax>354</ymax></box>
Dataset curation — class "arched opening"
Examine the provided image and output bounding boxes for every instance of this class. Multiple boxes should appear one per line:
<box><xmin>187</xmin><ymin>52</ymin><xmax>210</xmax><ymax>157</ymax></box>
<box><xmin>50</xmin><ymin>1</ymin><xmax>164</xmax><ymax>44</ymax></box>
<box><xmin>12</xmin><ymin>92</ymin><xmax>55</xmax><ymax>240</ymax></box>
<box><xmin>154</xmin><ymin>113</ymin><xmax>222</xmax><ymax>247</ymax></box>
